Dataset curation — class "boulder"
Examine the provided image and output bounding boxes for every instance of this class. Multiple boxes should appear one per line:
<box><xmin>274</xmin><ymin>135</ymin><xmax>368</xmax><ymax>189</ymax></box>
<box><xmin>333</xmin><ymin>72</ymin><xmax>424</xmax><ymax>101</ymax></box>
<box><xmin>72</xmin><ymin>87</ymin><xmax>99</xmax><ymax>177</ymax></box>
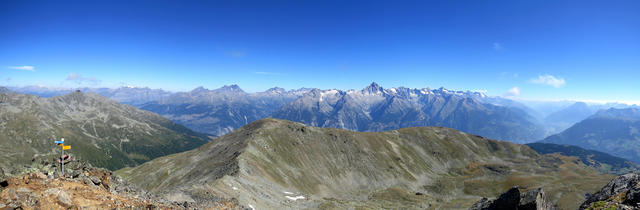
<box><xmin>89</xmin><ymin>176</ymin><xmax>102</xmax><ymax>185</ymax></box>
<box><xmin>57</xmin><ymin>190</ymin><xmax>73</xmax><ymax>207</ymax></box>
<box><xmin>44</xmin><ymin>188</ymin><xmax>73</xmax><ymax>207</ymax></box>
<box><xmin>0</xmin><ymin>168</ymin><xmax>7</xmax><ymax>188</ymax></box>
<box><xmin>490</xmin><ymin>187</ymin><xmax>521</xmax><ymax>209</ymax></box>
<box><xmin>581</xmin><ymin>173</ymin><xmax>640</xmax><ymax>209</ymax></box>
<box><xmin>519</xmin><ymin>188</ymin><xmax>554</xmax><ymax>210</ymax></box>
<box><xmin>470</xmin><ymin>187</ymin><xmax>556</xmax><ymax>210</ymax></box>
<box><xmin>470</xmin><ymin>198</ymin><xmax>492</xmax><ymax>209</ymax></box>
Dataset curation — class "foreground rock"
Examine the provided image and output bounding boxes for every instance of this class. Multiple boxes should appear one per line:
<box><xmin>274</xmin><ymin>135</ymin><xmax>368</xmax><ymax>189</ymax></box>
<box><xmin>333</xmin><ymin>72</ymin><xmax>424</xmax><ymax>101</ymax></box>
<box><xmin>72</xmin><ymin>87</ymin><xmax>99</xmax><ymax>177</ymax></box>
<box><xmin>0</xmin><ymin>157</ymin><xmax>239</xmax><ymax>209</ymax></box>
<box><xmin>580</xmin><ymin>173</ymin><xmax>640</xmax><ymax>210</ymax></box>
<box><xmin>470</xmin><ymin>187</ymin><xmax>556</xmax><ymax>210</ymax></box>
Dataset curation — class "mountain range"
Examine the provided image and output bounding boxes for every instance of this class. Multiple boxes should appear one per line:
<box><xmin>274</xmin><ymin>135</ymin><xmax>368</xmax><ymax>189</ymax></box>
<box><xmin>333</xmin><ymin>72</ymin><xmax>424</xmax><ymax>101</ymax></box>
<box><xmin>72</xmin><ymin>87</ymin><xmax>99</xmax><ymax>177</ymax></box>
<box><xmin>541</xmin><ymin>108</ymin><xmax>640</xmax><ymax>163</ymax></box>
<box><xmin>9</xmin><ymin>85</ymin><xmax>173</xmax><ymax>105</ymax></box>
<box><xmin>540</xmin><ymin>102</ymin><xmax>635</xmax><ymax>135</ymax></box>
<box><xmin>0</xmin><ymin>88</ymin><xmax>209</xmax><ymax>170</ymax></box>
<box><xmin>116</xmin><ymin>118</ymin><xmax>612</xmax><ymax>209</ymax></box>
<box><xmin>2</xmin><ymin>86</ymin><xmax>635</xmax><ymax>209</ymax></box>
<box><xmin>9</xmin><ymin>83</ymin><xmax>548</xmax><ymax>143</ymax></box>
<box><xmin>272</xmin><ymin>82</ymin><xmax>546</xmax><ymax>143</ymax></box>
<box><xmin>8</xmin><ymin>84</ymin><xmax>637</xmax><ymax>144</ymax></box>
<box><xmin>137</xmin><ymin>85</ymin><xmax>310</xmax><ymax>135</ymax></box>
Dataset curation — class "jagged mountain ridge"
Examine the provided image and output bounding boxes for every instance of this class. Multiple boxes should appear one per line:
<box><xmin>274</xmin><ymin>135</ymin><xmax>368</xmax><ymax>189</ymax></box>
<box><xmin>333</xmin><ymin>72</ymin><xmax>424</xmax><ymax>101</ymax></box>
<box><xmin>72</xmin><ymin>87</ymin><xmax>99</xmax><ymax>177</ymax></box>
<box><xmin>0</xmin><ymin>89</ymin><xmax>209</xmax><ymax>170</ymax></box>
<box><xmin>541</xmin><ymin>108</ymin><xmax>640</xmax><ymax>163</ymax></box>
<box><xmin>273</xmin><ymin>82</ymin><xmax>545</xmax><ymax>143</ymax></box>
<box><xmin>144</xmin><ymin>82</ymin><xmax>544</xmax><ymax>142</ymax></box>
<box><xmin>138</xmin><ymin>85</ymin><xmax>311</xmax><ymax>135</ymax></box>
<box><xmin>9</xmin><ymin>83</ymin><xmax>545</xmax><ymax>142</ymax></box>
<box><xmin>116</xmin><ymin>118</ymin><xmax>611</xmax><ymax>209</ymax></box>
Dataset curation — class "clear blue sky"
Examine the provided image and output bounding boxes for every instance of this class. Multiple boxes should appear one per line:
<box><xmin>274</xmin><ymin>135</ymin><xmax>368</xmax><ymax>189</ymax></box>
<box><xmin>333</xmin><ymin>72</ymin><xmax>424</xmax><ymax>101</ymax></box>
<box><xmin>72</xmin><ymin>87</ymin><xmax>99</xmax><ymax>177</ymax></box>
<box><xmin>1</xmin><ymin>0</ymin><xmax>639</xmax><ymax>103</ymax></box>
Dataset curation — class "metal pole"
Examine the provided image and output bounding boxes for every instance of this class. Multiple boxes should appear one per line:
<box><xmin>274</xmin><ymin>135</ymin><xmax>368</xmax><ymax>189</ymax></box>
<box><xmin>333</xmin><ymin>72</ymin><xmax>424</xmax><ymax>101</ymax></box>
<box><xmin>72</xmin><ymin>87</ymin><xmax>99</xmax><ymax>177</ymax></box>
<box><xmin>62</xmin><ymin>148</ymin><xmax>64</xmax><ymax>177</ymax></box>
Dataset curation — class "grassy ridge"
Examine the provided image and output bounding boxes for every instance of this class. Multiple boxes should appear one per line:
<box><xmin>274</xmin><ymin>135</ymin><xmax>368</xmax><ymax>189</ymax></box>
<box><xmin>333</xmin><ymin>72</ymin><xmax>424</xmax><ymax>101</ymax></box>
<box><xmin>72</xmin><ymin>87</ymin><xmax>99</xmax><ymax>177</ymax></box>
<box><xmin>527</xmin><ymin>143</ymin><xmax>640</xmax><ymax>175</ymax></box>
<box><xmin>117</xmin><ymin>118</ymin><xmax>612</xmax><ymax>209</ymax></box>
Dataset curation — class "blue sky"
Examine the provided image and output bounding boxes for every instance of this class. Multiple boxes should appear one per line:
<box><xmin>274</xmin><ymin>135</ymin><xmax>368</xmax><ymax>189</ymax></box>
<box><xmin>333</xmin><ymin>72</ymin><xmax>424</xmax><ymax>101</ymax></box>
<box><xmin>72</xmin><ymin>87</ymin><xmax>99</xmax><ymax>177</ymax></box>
<box><xmin>1</xmin><ymin>1</ymin><xmax>639</xmax><ymax>103</ymax></box>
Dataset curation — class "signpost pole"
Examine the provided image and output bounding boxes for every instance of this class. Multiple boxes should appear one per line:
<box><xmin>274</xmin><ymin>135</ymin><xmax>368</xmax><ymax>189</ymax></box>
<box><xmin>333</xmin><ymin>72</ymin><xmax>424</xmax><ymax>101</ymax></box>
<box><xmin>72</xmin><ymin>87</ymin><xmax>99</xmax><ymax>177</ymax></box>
<box><xmin>55</xmin><ymin>138</ymin><xmax>68</xmax><ymax>178</ymax></box>
<box><xmin>62</xmin><ymin>148</ymin><xmax>65</xmax><ymax>177</ymax></box>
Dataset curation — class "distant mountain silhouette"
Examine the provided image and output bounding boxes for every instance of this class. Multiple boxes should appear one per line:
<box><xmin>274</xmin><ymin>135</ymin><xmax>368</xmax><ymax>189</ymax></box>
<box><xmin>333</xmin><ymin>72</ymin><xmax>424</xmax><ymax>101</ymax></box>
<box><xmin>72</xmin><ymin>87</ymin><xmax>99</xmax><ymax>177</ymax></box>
<box><xmin>541</xmin><ymin>108</ymin><xmax>640</xmax><ymax>163</ymax></box>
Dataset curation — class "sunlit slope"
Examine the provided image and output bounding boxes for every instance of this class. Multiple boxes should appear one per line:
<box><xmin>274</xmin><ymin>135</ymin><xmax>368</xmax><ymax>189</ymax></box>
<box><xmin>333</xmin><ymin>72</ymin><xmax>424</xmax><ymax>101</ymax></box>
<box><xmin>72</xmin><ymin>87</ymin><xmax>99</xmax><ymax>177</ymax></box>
<box><xmin>0</xmin><ymin>90</ymin><xmax>209</xmax><ymax>170</ymax></box>
<box><xmin>117</xmin><ymin>118</ymin><xmax>611</xmax><ymax>209</ymax></box>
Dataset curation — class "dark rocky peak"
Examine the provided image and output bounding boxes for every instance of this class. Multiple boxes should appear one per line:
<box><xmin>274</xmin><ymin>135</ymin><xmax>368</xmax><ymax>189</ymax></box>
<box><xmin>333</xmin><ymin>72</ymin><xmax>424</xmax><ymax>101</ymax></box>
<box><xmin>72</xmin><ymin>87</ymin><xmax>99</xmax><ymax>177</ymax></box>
<box><xmin>265</xmin><ymin>87</ymin><xmax>286</xmax><ymax>94</ymax></box>
<box><xmin>306</xmin><ymin>88</ymin><xmax>324</xmax><ymax>97</ymax></box>
<box><xmin>53</xmin><ymin>91</ymin><xmax>111</xmax><ymax>106</ymax></box>
<box><xmin>190</xmin><ymin>86</ymin><xmax>210</xmax><ymax>94</ymax></box>
<box><xmin>387</xmin><ymin>87</ymin><xmax>413</xmax><ymax>98</ymax></box>
<box><xmin>580</xmin><ymin>173</ymin><xmax>640</xmax><ymax>209</ymax></box>
<box><xmin>294</xmin><ymin>87</ymin><xmax>314</xmax><ymax>92</ymax></box>
<box><xmin>362</xmin><ymin>82</ymin><xmax>384</xmax><ymax>94</ymax></box>
<box><xmin>470</xmin><ymin>187</ymin><xmax>555</xmax><ymax>210</ymax></box>
<box><xmin>217</xmin><ymin>84</ymin><xmax>244</xmax><ymax>93</ymax></box>
<box><xmin>62</xmin><ymin>89</ymin><xmax>87</xmax><ymax>100</ymax></box>
<box><xmin>433</xmin><ymin>87</ymin><xmax>450</xmax><ymax>95</ymax></box>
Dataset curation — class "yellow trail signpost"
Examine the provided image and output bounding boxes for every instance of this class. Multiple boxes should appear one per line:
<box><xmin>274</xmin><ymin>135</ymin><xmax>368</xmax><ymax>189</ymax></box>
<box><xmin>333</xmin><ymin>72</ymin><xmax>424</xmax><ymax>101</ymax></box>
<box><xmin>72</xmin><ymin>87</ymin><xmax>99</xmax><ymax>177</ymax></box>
<box><xmin>54</xmin><ymin>138</ymin><xmax>70</xmax><ymax>176</ymax></box>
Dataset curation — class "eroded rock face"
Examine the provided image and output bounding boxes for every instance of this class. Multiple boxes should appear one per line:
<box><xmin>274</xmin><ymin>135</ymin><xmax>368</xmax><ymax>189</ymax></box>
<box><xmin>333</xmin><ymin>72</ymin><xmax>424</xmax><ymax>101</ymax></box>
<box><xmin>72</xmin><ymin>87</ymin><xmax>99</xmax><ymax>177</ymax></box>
<box><xmin>580</xmin><ymin>173</ymin><xmax>640</xmax><ymax>209</ymax></box>
<box><xmin>470</xmin><ymin>187</ymin><xmax>556</xmax><ymax>210</ymax></box>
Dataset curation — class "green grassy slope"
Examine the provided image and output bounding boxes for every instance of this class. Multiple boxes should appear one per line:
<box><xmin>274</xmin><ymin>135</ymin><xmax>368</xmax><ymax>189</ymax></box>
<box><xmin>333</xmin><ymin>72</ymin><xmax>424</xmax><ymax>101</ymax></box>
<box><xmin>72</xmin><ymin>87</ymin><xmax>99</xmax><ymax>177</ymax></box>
<box><xmin>527</xmin><ymin>143</ymin><xmax>640</xmax><ymax>175</ymax></box>
<box><xmin>117</xmin><ymin>118</ymin><xmax>612</xmax><ymax>209</ymax></box>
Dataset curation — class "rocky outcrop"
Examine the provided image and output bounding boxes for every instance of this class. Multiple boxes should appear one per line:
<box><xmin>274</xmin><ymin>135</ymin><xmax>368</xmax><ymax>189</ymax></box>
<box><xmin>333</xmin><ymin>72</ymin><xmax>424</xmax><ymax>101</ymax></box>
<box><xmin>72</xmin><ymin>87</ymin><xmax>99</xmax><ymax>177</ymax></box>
<box><xmin>470</xmin><ymin>187</ymin><xmax>556</xmax><ymax>210</ymax></box>
<box><xmin>0</xmin><ymin>167</ymin><xmax>7</xmax><ymax>188</ymax></box>
<box><xmin>0</xmin><ymin>157</ymin><xmax>240</xmax><ymax>209</ymax></box>
<box><xmin>9</xmin><ymin>156</ymin><xmax>154</xmax><ymax>198</ymax></box>
<box><xmin>580</xmin><ymin>173</ymin><xmax>640</xmax><ymax>209</ymax></box>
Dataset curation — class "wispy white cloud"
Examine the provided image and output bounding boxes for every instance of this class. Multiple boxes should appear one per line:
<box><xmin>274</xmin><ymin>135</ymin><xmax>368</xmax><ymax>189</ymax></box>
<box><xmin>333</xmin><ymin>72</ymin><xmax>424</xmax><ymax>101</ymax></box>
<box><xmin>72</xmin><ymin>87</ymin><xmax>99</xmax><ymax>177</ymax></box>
<box><xmin>493</xmin><ymin>42</ymin><xmax>503</xmax><ymax>51</ymax></box>
<box><xmin>529</xmin><ymin>74</ymin><xmax>566</xmax><ymax>88</ymax></box>
<box><xmin>255</xmin><ymin>71</ymin><xmax>285</xmax><ymax>76</ymax></box>
<box><xmin>8</xmin><ymin>66</ymin><xmax>35</xmax><ymax>71</ymax></box>
<box><xmin>66</xmin><ymin>73</ymin><xmax>100</xmax><ymax>86</ymax></box>
<box><xmin>503</xmin><ymin>86</ymin><xmax>521</xmax><ymax>98</ymax></box>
